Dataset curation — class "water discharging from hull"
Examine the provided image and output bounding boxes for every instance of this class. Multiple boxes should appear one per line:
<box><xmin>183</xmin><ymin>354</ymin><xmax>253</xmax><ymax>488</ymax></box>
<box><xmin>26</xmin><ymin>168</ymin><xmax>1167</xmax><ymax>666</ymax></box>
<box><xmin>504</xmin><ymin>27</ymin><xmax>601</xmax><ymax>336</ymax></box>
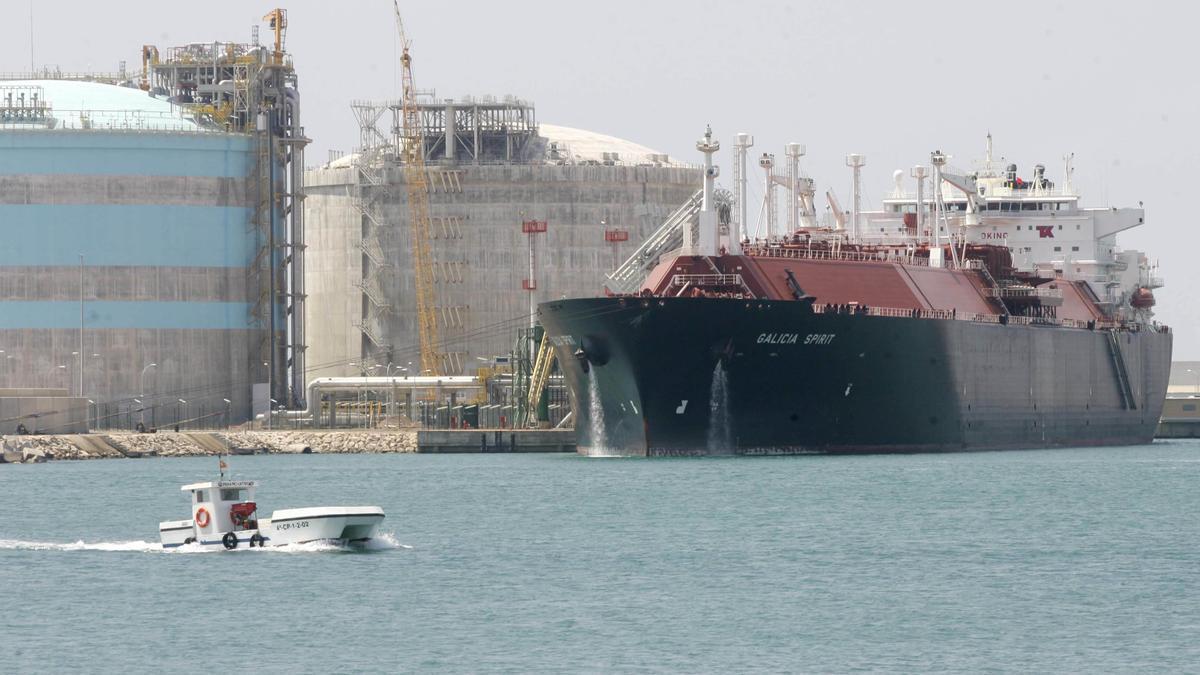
<box><xmin>587</xmin><ymin>371</ymin><xmax>611</xmax><ymax>455</ymax></box>
<box><xmin>707</xmin><ymin>360</ymin><xmax>732</xmax><ymax>453</ymax></box>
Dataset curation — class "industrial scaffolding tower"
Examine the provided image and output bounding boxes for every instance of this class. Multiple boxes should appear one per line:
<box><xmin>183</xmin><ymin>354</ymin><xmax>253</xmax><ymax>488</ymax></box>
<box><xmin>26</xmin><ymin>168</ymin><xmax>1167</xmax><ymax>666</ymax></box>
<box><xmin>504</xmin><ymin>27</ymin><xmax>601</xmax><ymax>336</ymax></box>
<box><xmin>144</xmin><ymin>9</ymin><xmax>309</xmax><ymax>408</ymax></box>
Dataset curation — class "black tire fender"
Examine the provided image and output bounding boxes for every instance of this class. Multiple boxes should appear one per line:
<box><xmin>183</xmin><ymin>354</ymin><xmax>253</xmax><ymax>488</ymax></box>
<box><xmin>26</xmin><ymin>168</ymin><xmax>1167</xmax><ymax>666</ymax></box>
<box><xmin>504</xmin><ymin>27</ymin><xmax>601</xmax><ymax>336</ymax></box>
<box><xmin>222</xmin><ymin>532</ymin><xmax>238</xmax><ymax>550</ymax></box>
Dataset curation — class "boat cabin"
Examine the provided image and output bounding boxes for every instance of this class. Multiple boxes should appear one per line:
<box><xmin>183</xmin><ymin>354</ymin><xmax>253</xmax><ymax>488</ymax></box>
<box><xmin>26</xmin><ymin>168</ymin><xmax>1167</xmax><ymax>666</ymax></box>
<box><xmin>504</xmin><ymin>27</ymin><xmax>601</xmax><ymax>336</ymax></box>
<box><xmin>181</xmin><ymin>480</ymin><xmax>259</xmax><ymax>537</ymax></box>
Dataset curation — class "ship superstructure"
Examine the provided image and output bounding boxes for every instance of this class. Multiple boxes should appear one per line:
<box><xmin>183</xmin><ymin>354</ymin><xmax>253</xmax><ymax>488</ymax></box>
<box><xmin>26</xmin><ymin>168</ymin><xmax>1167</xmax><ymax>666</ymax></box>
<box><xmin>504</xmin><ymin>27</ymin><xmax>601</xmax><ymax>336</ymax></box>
<box><xmin>860</xmin><ymin>136</ymin><xmax>1160</xmax><ymax>321</ymax></box>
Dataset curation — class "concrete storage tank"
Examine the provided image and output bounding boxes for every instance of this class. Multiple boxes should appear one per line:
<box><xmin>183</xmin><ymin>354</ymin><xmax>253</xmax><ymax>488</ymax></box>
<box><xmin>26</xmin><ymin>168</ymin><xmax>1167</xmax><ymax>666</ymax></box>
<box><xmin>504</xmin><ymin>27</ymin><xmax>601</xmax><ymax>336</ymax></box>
<box><xmin>0</xmin><ymin>80</ymin><xmax>273</xmax><ymax>429</ymax></box>
<box><xmin>303</xmin><ymin>97</ymin><xmax>701</xmax><ymax>377</ymax></box>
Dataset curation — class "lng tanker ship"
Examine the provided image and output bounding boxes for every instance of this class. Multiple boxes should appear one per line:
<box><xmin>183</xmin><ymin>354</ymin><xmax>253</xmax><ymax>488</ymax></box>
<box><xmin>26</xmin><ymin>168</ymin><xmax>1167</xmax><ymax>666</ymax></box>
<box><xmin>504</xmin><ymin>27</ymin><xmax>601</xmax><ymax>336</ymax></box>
<box><xmin>538</xmin><ymin>129</ymin><xmax>1171</xmax><ymax>456</ymax></box>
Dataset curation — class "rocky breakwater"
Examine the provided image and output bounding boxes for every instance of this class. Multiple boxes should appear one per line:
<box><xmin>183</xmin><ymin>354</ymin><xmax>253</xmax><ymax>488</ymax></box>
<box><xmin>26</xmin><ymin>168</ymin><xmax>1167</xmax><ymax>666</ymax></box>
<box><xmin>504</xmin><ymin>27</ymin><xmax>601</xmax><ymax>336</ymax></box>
<box><xmin>105</xmin><ymin>433</ymin><xmax>207</xmax><ymax>458</ymax></box>
<box><xmin>1</xmin><ymin>435</ymin><xmax>83</xmax><ymax>463</ymax></box>
<box><xmin>218</xmin><ymin>430</ymin><xmax>418</xmax><ymax>454</ymax></box>
<box><xmin>0</xmin><ymin>430</ymin><xmax>420</xmax><ymax>463</ymax></box>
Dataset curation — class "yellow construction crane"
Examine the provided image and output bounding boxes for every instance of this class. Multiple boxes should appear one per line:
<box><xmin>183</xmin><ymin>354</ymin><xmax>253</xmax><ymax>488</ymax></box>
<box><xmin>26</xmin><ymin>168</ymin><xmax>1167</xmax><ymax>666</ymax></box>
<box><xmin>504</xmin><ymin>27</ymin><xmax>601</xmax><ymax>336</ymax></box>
<box><xmin>139</xmin><ymin>45</ymin><xmax>159</xmax><ymax>91</ymax></box>
<box><xmin>393</xmin><ymin>1</ymin><xmax>443</xmax><ymax>376</ymax></box>
<box><xmin>262</xmin><ymin>8</ymin><xmax>288</xmax><ymax>60</ymax></box>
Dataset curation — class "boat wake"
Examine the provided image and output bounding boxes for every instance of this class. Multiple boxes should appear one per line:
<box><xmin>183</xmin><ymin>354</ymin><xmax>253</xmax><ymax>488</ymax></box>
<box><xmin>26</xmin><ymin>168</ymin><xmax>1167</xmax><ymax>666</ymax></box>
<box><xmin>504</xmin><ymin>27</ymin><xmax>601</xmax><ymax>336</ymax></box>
<box><xmin>0</xmin><ymin>532</ymin><xmax>409</xmax><ymax>554</ymax></box>
<box><xmin>249</xmin><ymin>531</ymin><xmax>410</xmax><ymax>554</ymax></box>
<box><xmin>0</xmin><ymin>539</ymin><xmax>162</xmax><ymax>553</ymax></box>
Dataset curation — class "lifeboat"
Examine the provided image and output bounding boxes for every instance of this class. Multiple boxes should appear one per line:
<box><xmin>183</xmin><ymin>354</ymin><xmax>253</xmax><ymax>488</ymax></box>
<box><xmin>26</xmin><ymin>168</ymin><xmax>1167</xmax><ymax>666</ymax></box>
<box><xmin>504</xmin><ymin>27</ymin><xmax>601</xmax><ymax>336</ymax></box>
<box><xmin>1130</xmin><ymin>286</ymin><xmax>1156</xmax><ymax>309</ymax></box>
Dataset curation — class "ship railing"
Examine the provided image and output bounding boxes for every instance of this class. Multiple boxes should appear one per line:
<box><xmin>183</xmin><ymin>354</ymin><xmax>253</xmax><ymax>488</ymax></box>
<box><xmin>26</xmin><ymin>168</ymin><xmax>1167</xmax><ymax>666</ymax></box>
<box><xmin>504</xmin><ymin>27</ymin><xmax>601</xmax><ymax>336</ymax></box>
<box><xmin>670</xmin><ymin>274</ymin><xmax>744</xmax><ymax>287</ymax></box>
<box><xmin>808</xmin><ymin>302</ymin><xmax>1168</xmax><ymax>333</ymax></box>
<box><xmin>987</xmin><ymin>286</ymin><xmax>1064</xmax><ymax>300</ymax></box>
<box><xmin>743</xmin><ymin>245</ymin><xmax>931</xmax><ymax>267</ymax></box>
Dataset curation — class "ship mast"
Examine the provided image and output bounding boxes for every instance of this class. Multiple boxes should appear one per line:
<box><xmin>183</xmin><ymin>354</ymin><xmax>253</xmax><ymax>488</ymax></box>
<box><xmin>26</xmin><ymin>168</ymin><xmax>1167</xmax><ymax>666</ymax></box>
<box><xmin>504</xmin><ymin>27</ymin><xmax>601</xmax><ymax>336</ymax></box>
<box><xmin>911</xmin><ymin>165</ymin><xmax>927</xmax><ymax>246</ymax></box>
<box><xmin>785</xmin><ymin>143</ymin><xmax>805</xmax><ymax>236</ymax></box>
<box><xmin>846</xmin><ymin>154</ymin><xmax>865</xmax><ymax>243</ymax></box>
<box><xmin>731</xmin><ymin>133</ymin><xmax>753</xmax><ymax>254</ymax></box>
<box><xmin>930</xmin><ymin>150</ymin><xmax>954</xmax><ymax>268</ymax></box>
<box><xmin>759</xmin><ymin>153</ymin><xmax>776</xmax><ymax>239</ymax></box>
<box><xmin>695</xmin><ymin>125</ymin><xmax>720</xmax><ymax>256</ymax></box>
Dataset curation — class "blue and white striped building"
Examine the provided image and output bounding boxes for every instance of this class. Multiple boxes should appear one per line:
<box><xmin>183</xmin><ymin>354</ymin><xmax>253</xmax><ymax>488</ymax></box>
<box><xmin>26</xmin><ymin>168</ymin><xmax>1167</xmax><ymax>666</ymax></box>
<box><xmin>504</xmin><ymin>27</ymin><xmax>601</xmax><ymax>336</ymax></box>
<box><xmin>0</xmin><ymin>80</ymin><xmax>273</xmax><ymax>429</ymax></box>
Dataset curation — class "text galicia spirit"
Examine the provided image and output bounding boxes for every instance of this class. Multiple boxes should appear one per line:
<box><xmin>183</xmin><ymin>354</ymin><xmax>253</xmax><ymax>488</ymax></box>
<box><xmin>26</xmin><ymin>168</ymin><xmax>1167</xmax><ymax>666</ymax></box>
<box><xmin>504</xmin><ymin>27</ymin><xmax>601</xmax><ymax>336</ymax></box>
<box><xmin>756</xmin><ymin>333</ymin><xmax>836</xmax><ymax>345</ymax></box>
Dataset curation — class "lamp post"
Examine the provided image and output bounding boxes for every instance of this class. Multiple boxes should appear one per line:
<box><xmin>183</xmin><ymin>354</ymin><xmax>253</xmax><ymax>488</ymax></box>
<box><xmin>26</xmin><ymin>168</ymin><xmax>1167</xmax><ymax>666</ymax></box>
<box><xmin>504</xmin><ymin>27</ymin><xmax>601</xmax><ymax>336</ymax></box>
<box><xmin>70</xmin><ymin>351</ymin><xmax>79</xmax><ymax>397</ymax></box>
<box><xmin>79</xmin><ymin>253</ymin><xmax>85</xmax><ymax>401</ymax></box>
<box><xmin>88</xmin><ymin>353</ymin><xmax>101</xmax><ymax>401</ymax></box>
<box><xmin>262</xmin><ymin>362</ymin><xmax>271</xmax><ymax>429</ymax></box>
<box><xmin>139</xmin><ymin>363</ymin><xmax>157</xmax><ymax>427</ymax></box>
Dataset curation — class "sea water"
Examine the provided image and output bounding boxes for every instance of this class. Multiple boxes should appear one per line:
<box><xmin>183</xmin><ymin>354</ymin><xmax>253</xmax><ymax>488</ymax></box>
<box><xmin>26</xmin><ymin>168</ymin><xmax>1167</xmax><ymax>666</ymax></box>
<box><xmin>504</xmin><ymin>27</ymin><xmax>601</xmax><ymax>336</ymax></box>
<box><xmin>3</xmin><ymin>445</ymin><xmax>1200</xmax><ymax>673</ymax></box>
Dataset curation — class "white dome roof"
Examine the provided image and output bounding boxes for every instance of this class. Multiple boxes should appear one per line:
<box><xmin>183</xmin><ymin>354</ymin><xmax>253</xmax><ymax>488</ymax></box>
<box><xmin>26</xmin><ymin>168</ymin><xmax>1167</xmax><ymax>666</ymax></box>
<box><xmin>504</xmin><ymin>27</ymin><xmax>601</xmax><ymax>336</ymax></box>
<box><xmin>0</xmin><ymin>80</ymin><xmax>203</xmax><ymax>132</ymax></box>
<box><xmin>537</xmin><ymin>123</ymin><xmax>681</xmax><ymax>166</ymax></box>
<box><xmin>320</xmin><ymin>122</ymin><xmax>686</xmax><ymax>169</ymax></box>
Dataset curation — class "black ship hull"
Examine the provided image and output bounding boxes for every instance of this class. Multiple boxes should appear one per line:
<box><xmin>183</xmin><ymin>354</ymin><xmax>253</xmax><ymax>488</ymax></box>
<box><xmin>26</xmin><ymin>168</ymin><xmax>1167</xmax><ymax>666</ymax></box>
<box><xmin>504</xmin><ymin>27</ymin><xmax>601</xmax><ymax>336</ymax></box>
<box><xmin>538</xmin><ymin>297</ymin><xmax>1172</xmax><ymax>457</ymax></box>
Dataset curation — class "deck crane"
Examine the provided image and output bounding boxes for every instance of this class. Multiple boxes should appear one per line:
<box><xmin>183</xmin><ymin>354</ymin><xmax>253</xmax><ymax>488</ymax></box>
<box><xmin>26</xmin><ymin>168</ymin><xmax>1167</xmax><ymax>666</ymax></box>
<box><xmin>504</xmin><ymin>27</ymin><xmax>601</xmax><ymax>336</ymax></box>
<box><xmin>393</xmin><ymin>0</ymin><xmax>443</xmax><ymax>375</ymax></box>
<box><xmin>825</xmin><ymin>191</ymin><xmax>848</xmax><ymax>230</ymax></box>
<box><xmin>936</xmin><ymin>170</ymin><xmax>983</xmax><ymax>267</ymax></box>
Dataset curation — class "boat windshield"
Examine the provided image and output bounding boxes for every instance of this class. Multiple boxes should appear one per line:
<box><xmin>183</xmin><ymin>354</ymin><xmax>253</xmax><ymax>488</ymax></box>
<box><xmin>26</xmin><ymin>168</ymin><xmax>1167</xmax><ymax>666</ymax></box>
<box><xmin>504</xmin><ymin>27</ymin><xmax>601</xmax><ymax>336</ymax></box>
<box><xmin>220</xmin><ymin>488</ymin><xmax>248</xmax><ymax>502</ymax></box>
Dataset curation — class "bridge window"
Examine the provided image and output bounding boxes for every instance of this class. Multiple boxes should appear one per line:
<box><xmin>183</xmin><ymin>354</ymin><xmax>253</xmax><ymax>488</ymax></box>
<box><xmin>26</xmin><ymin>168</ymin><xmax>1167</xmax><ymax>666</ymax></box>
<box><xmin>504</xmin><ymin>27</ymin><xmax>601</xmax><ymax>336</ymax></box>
<box><xmin>1072</xmin><ymin>246</ymin><xmax>1079</xmax><ymax>252</ymax></box>
<box><xmin>1053</xmin><ymin>246</ymin><xmax>1062</xmax><ymax>252</ymax></box>
<box><xmin>195</xmin><ymin>490</ymin><xmax>207</xmax><ymax>503</ymax></box>
<box><xmin>1022</xmin><ymin>202</ymin><xmax>1039</xmax><ymax>210</ymax></box>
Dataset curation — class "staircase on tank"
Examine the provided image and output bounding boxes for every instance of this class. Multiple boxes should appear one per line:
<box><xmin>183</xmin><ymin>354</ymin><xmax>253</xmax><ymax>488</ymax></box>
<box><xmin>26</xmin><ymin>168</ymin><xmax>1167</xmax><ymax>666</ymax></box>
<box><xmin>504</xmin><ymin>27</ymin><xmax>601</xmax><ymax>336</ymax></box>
<box><xmin>606</xmin><ymin>188</ymin><xmax>703</xmax><ymax>294</ymax></box>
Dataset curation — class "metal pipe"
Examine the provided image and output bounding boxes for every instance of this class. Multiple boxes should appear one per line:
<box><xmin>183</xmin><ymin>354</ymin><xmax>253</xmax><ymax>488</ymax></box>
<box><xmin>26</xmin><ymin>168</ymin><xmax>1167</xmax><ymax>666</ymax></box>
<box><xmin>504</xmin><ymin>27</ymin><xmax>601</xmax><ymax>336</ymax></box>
<box><xmin>274</xmin><ymin>376</ymin><xmax>482</xmax><ymax>420</ymax></box>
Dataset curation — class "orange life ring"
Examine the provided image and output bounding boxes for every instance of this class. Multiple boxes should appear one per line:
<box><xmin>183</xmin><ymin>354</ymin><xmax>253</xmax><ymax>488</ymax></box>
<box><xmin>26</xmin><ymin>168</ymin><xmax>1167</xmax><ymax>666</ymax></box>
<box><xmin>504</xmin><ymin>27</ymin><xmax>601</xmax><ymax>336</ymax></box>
<box><xmin>194</xmin><ymin>507</ymin><xmax>211</xmax><ymax>528</ymax></box>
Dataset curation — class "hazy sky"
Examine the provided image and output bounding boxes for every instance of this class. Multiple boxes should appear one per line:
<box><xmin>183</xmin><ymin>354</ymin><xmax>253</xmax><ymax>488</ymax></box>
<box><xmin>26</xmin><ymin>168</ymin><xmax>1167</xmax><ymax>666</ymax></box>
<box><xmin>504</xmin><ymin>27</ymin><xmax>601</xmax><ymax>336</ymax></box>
<box><xmin>6</xmin><ymin>0</ymin><xmax>1198</xmax><ymax>356</ymax></box>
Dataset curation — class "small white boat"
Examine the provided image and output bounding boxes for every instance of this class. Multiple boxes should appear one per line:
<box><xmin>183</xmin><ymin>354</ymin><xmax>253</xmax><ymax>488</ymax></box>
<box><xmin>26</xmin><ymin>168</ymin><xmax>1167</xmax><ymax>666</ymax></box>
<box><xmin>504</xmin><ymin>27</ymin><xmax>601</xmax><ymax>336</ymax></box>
<box><xmin>159</xmin><ymin>474</ymin><xmax>385</xmax><ymax>550</ymax></box>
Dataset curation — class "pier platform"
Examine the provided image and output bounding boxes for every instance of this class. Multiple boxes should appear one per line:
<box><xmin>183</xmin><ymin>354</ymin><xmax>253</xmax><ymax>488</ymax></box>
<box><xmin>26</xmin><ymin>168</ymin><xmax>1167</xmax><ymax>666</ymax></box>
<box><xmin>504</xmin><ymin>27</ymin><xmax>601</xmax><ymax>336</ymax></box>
<box><xmin>416</xmin><ymin>429</ymin><xmax>575</xmax><ymax>453</ymax></box>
